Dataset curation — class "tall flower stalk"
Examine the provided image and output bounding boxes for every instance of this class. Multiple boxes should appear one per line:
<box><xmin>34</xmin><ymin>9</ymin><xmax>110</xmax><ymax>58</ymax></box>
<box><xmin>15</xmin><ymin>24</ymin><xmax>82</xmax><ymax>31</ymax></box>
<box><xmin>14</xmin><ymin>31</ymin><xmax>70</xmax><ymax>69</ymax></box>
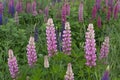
<box><xmin>85</xmin><ymin>24</ymin><xmax>96</xmax><ymax>67</ymax></box>
<box><xmin>64</xmin><ymin>63</ymin><xmax>74</xmax><ymax>80</ymax></box>
<box><xmin>92</xmin><ymin>5</ymin><xmax>97</xmax><ymax>19</ymax></box>
<box><xmin>62</xmin><ymin>22</ymin><xmax>71</xmax><ymax>55</ymax></box>
<box><xmin>8</xmin><ymin>49</ymin><xmax>19</xmax><ymax>79</ymax></box>
<box><xmin>8</xmin><ymin>0</ymin><xmax>15</xmax><ymax>16</ymax></box>
<box><xmin>102</xmin><ymin>66</ymin><xmax>110</xmax><ymax>80</ymax></box>
<box><xmin>32</xmin><ymin>0</ymin><xmax>37</xmax><ymax>16</ymax></box>
<box><xmin>97</xmin><ymin>16</ymin><xmax>102</xmax><ymax>27</ymax></box>
<box><xmin>78</xmin><ymin>2</ymin><xmax>84</xmax><ymax>22</ymax></box>
<box><xmin>106</xmin><ymin>7</ymin><xmax>111</xmax><ymax>20</ymax></box>
<box><xmin>26</xmin><ymin>1</ymin><xmax>31</xmax><ymax>13</ymax></box>
<box><xmin>46</xmin><ymin>18</ymin><xmax>57</xmax><ymax>56</ymax></box>
<box><xmin>113</xmin><ymin>2</ymin><xmax>119</xmax><ymax>19</ymax></box>
<box><xmin>16</xmin><ymin>0</ymin><xmax>22</xmax><ymax>13</ymax></box>
<box><xmin>96</xmin><ymin>0</ymin><xmax>101</xmax><ymax>10</ymax></box>
<box><xmin>99</xmin><ymin>37</ymin><xmax>109</xmax><ymax>60</ymax></box>
<box><xmin>26</xmin><ymin>36</ymin><xmax>37</xmax><ymax>67</ymax></box>
<box><xmin>0</xmin><ymin>2</ymin><xmax>3</xmax><ymax>25</ymax></box>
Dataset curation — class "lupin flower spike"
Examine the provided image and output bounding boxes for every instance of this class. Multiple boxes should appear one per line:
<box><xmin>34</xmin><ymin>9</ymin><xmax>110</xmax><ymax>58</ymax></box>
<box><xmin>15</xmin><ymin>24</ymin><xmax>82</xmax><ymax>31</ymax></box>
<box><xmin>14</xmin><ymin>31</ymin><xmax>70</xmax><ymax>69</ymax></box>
<box><xmin>99</xmin><ymin>37</ymin><xmax>109</xmax><ymax>60</ymax></box>
<box><xmin>62</xmin><ymin>22</ymin><xmax>71</xmax><ymax>55</ymax></box>
<box><xmin>32</xmin><ymin>0</ymin><xmax>38</xmax><ymax>16</ymax></box>
<box><xmin>107</xmin><ymin>7</ymin><xmax>111</xmax><ymax>20</ymax></box>
<box><xmin>16</xmin><ymin>0</ymin><xmax>22</xmax><ymax>13</ymax></box>
<box><xmin>44</xmin><ymin>55</ymin><xmax>49</xmax><ymax>68</ymax></box>
<box><xmin>85</xmin><ymin>24</ymin><xmax>96</xmax><ymax>67</ymax></box>
<box><xmin>78</xmin><ymin>2</ymin><xmax>84</xmax><ymax>22</ymax></box>
<box><xmin>97</xmin><ymin>16</ymin><xmax>102</xmax><ymax>27</ymax></box>
<box><xmin>64</xmin><ymin>63</ymin><xmax>74</xmax><ymax>80</ymax></box>
<box><xmin>26</xmin><ymin>36</ymin><xmax>37</xmax><ymax>67</ymax></box>
<box><xmin>8</xmin><ymin>0</ymin><xmax>15</xmax><ymax>16</ymax></box>
<box><xmin>26</xmin><ymin>1</ymin><xmax>31</xmax><ymax>13</ymax></box>
<box><xmin>0</xmin><ymin>2</ymin><xmax>3</xmax><ymax>25</ymax></box>
<box><xmin>8</xmin><ymin>49</ymin><xmax>19</xmax><ymax>79</ymax></box>
<box><xmin>46</xmin><ymin>18</ymin><xmax>57</xmax><ymax>56</ymax></box>
<box><xmin>113</xmin><ymin>2</ymin><xmax>119</xmax><ymax>19</ymax></box>
<box><xmin>96</xmin><ymin>0</ymin><xmax>101</xmax><ymax>10</ymax></box>
<box><xmin>92</xmin><ymin>5</ymin><xmax>97</xmax><ymax>19</ymax></box>
<box><xmin>102</xmin><ymin>65</ymin><xmax>110</xmax><ymax>80</ymax></box>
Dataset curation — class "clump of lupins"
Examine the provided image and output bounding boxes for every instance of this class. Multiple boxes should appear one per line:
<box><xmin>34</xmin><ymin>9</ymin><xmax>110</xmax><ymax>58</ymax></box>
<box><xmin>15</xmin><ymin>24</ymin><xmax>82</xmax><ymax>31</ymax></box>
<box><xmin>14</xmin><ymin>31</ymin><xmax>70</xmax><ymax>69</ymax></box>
<box><xmin>113</xmin><ymin>2</ymin><xmax>119</xmax><ymax>19</ymax></box>
<box><xmin>15</xmin><ymin>0</ymin><xmax>22</xmax><ymax>13</ymax></box>
<box><xmin>46</xmin><ymin>18</ymin><xmax>57</xmax><ymax>56</ymax></box>
<box><xmin>85</xmin><ymin>24</ymin><xmax>96</xmax><ymax>67</ymax></box>
<box><xmin>99</xmin><ymin>37</ymin><xmax>109</xmax><ymax>60</ymax></box>
<box><xmin>26</xmin><ymin>1</ymin><xmax>31</xmax><ymax>13</ymax></box>
<box><xmin>8</xmin><ymin>49</ymin><xmax>19</xmax><ymax>79</ymax></box>
<box><xmin>78</xmin><ymin>2</ymin><xmax>84</xmax><ymax>22</ymax></box>
<box><xmin>44</xmin><ymin>55</ymin><xmax>49</xmax><ymax>68</ymax></box>
<box><xmin>102</xmin><ymin>66</ymin><xmax>110</xmax><ymax>80</ymax></box>
<box><xmin>26</xmin><ymin>36</ymin><xmax>37</xmax><ymax>67</ymax></box>
<box><xmin>92</xmin><ymin>5</ymin><xmax>97</xmax><ymax>19</ymax></box>
<box><xmin>32</xmin><ymin>0</ymin><xmax>38</xmax><ymax>16</ymax></box>
<box><xmin>14</xmin><ymin>11</ymin><xmax>19</xmax><ymax>24</ymax></box>
<box><xmin>62</xmin><ymin>22</ymin><xmax>71</xmax><ymax>55</ymax></box>
<box><xmin>0</xmin><ymin>2</ymin><xmax>3</xmax><ymax>25</ymax></box>
<box><xmin>64</xmin><ymin>63</ymin><xmax>74</xmax><ymax>80</ymax></box>
<box><xmin>8</xmin><ymin>0</ymin><xmax>15</xmax><ymax>16</ymax></box>
<box><xmin>97</xmin><ymin>16</ymin><xmax>102</xmax><ymax>27</ymax></box>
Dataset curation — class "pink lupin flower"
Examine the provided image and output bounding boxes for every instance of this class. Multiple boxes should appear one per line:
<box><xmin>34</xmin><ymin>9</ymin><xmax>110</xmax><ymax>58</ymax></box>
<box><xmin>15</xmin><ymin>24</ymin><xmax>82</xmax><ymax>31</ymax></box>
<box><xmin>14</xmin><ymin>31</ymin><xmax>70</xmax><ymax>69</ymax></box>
<box><xmin>8</xmin><ymin>49</ymin><xmax>19</xmax><ymax>79</ymax></box>
<box><xmin>106</xmin><ymin>7</ymin><xmax>111</xmax><ymax>20</ymax></box>
<box><xmin>97</xmin><ymin>16</ymin><xmax>102</xmax><ymax>27</ymax></box>
<box><xmin>92</xmin><ymin>5</ymin><xmax>97</xmax><ymax>19</ymax></box>
<box><xmin>64</xmin><ymin>63</ymin><xmax>74</xmax><ymax>80</ymax></box>
<box><xmin>26</xmin><ymin>1</ymin><xmax>31</xmax><ymax>13</ymax></box>
<box><xmin>99</xmin><ymin>37</ymin><xmax>109</xmax><ymax>60</ymax></box>
<box><xmin>62</xmin><ymin>22</ymin><xmax>71</xmax><ymax>55</ymax></box>
<box><xmin>46</xmin><ymin>18</ymin><xmax>57</xmax><ymax>56</ymax></box>
<box><xmin>26</xmin><ymin>36</ymin><xmax>37</xmax><ymax>67</ymax></box>
<box><xmin>15</xmin><ymin>0</ymin><xmax>22</xmax><ymax>13</ymax></box>
<box><xmin>113</xmin><ymin>2</ymin><xmax>119</xmax><ymax>19</ymax></box>
<box><xmin>32</xmin><ymin>0</ymin><xmax>38</xmax><ymax>16</ymax></box>
<box><xmin>85</xmin><ymin>24</ymin><xmax>96</xmax><ymax>67</ymax></box>
<box><xmin>78</xmin><ymin>2</ymin><xmax>84</xmax><ymax>22</ymax></box>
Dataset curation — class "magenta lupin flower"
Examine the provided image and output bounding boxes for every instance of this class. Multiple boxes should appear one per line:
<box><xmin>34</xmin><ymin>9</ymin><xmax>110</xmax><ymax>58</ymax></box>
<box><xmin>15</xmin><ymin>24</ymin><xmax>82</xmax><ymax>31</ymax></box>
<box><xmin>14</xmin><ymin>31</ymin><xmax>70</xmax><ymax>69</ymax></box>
<box><xmin>26</xmin><ymin>1</ymin><xmax>31</xmax><ymax>13</ymax></box>
<box><xmin>113</xmin><ymin>3</ymin><xmax>119</xmax><ymax>19</ymax></box>
<box><xmin>32</xmin><ymin>0</ymin><xmax>38</xmax><ymax>16</ymax></box>
<box><xmin>107</xmin><ymin>7</ymin><xmax>111</xmax><ymax>20</ymax></box>
<box><xmin>8</xmin><ymin>49</ymin><xmax>19</xmax><ymax>79</ymax></box>
<box><xmin>26</xmin><ymin>36</ymin><xmax>37</xmax><ymax>67</ymax></box>
<box><xmin>78</xmin><ymin>2</ymin><xmax>84</xmax><ymax>22</ymax></box>
<box><xmin>97</xmin><ymin>16</ymin><xmax>102</xmax><ymax>27</ymax></box>
<box><xmin>99</xmin><ymin>37</ymin><xmax>109</xmax><ymax>60</ymax></box>
<box><xmin>46</xmin><ymin>18</ymin><xmax>57</xmax><ymax>56</ymax></box>
<box><xmin>15</xmin><ymin>0</ymin><xmax>22</xmax><ymax>13</ymax></box>
<box><xmin>92</xmin><ymin>5</ymin><xmax>97</xmax><ymax>19</ymax></box>
<box><xmin>62</xmin><ymin>22</ymin><xmax>71</xmax><ymax>55</ymax></box>
<box><xmin>85</xmin><ymin>24</ymin><xmax>96</xmax><ymax>67</ymax></box>
<box><xmin>64</xmin><ymin>63</ymin><xmax>74</xmax><ymax>80</ymax></box>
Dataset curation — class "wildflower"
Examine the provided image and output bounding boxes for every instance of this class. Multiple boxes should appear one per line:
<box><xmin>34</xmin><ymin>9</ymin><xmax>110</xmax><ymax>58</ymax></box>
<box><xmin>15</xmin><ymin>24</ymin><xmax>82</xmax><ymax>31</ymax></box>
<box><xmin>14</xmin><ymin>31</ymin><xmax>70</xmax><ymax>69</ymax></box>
<box><xmin>61</xmin><ymin>4</ymin><xmax>67</xmax><ymax>23</ymax></box>
<box><xmin>62</xmin><ymin>22</ymin><xmax>71</xmax><ymax>55</ymax></box>
<box><xmin>44</xmin><ymin>55</ymin><xmax>49</xmax><ymax>68</ymax></box>
<box><xmin>8</xmin><ymin>0</ymin><xmax>15</xmax><ymax>16</ymax></box>
<box><xmin>44</xmin><ymin>6</ymin><xmax>49</xmax><ymax>18</ymax></box>
<box><xmin>46</xmin><ymin>18</ymin><xmax>57</xmax><ymax>56</ymax></box>
<box><xmin>64</xmin><ymin>63</ymin><xmax>74</xmax><ymax>80</ymax></box>
<box><xmin>113</xmin><ymin>3</ymin><xmax>119</xmax><ymax>19</ymax></box>
<box><xmin>99</xmin><ymin>37</ymin><xmax>109</xmax><ymax>60</ymax></box>
<box><xmin>32</xmin><ymin>0</ymin><xmax>37</xmax><ymax>16</ymax></box>
<box><xmin>92</xmin><ymin>5</ymin><xmax>97</xmax><ymax>19</ymax></box>
<box><xmin>108</xmin><ymin>0</ymin><xmax>113</xmax><ymax>12</ymax></box>
<box><xmin>106</xmin><ymin>7</ymin><xmax>111</xmax><ymax>20</ymax></box>
<box><xmin>16</xmin><ymin>0</ymin><xmax>22</xmax><ymax>13</ymax></box>
<box><xmin>97</xmin><ymin>16</ymin><xmax>102</xmax><ymax>27</ymax></box>
<box><xmin>26</xmin><ymin>36</ymin><xmax>37</xmax><ymax>67</ymax></box>
<box><xmin>102</xmin><ymin>66</ymin><xmax>110</xmax><ymax>80</ymax></box>
<box><xmin>96</xmin><ymin>0</ymin><xmax>101</xmax><ymax>10</ymax></box>
<box><xmin>8</xmin><ymin>49</ymin><xmax>19</xmax><ymax>79</ymax></box>
<box><xmin>26</xmin><ymin>1</ymin><xmax>31</xmax><ymax>13</ymax></box>
<box><xmin>78</xmin><ymin>2</ymin><xmax>84</xmax><ymax>22</ymax></box>
<box><xmin>85</xmin><ymin>24</ymin><xmax>96</xmax><ymax>67</ymax></box>
<box><xmin>0</xmin><ymin>2</ymin><xmax>3</xmax><ymax>25</ymax></box>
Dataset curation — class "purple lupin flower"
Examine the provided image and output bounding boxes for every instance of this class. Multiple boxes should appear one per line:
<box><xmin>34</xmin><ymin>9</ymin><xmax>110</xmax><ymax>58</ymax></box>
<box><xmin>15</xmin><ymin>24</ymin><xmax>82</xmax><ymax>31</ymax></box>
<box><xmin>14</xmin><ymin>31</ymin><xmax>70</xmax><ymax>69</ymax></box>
<box><xmin>26</xmin><ymin>1</ymin><xmax>31</xmax><ymax>13</ymax></box>
<box><xmin>78</xmin><ymin>2</ymin><xmax>84</xmax><ymax>22</ymax></box>
<box><xmin>64</xmin><ymin>63</ymin><xmax>74</xmax><ymax>80</ymax></box>
<box><xmin>113</xmin><ymin>2</ymin><xmax>119</xmax><ymax>19</ymax></box>
<box><xmin>26</xmin><ymin>36</ymin><xmax>37</xmax><ymax>67</ymax></box>
<box><xmin>96</xmin><ymin>0</ymin><xmax>101</xmax><ymax>10</ymax></box>
<box><xmin>92</xmin><ymin>5</ymin><xmax>97</xmax><ymax>19</ymax></box>
<box><xmin>8</xmin><ymin>0</ymin><xmax>15</xmax><ymax>16</ymax></box>
<box><xmin>99</xmin><ymin>37</ymin><xmax>109</xmax><ymax>60</ymax></box>
<box><xmin>32</xmin><ymin>0</ymin><xmax>38</xmax><ymax>16</ymax></box>
<box><xmin>85</xmin><ymin>24</ymin><xmax>96</xmax><ymax>67</ymax></box>
<box><xmin>0</xmin><ymin>2</ymin><xmax>3</xmax><ymax>25</ymax></box>
<box><xmin>46</xmin><ymin>18</ymin><xmax>57</xmax><ymax>56</ymax></box>
<box><xmin>106</xmin><ymin>7</ymin><xmax>111</xmax><ymax>20</ymax></box>
<box><xmin>97</xmin><ymin>16</ymin><xmax>102</xmax><ymax>27</ymax></box>
<box><xmin>15</xmin><ymin>0</ymin><xmax>22</xmax><ymax>13</ymax></box>
<box><xmin>102</xmin><ymin>66</ymin><xmax>110</xmax><ymax>80</ymax></box>
<box><xmin>8</xmin><ymin>49</ymin><xmax>19</xmax><ymax>79</ymax></box>
<box><xmin>62</xmin><ymin>22</ymin><xmax>71</xmax><ymax>55</ymax></box>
